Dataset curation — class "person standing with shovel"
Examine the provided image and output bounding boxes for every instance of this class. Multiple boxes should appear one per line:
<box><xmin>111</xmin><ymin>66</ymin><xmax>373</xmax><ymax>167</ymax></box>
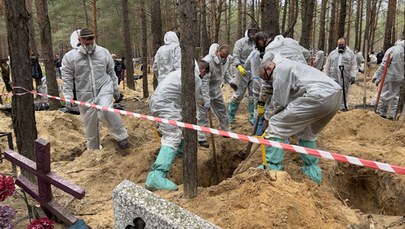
<box><xmin>323</xmin><ymin>37</ymin><xmax>357</xmax><ymax>111</ymax></box>
<box><xmin>371</xmin><ymin>39</ymin><xmax>405</xmax><ymax>120</ymax></box>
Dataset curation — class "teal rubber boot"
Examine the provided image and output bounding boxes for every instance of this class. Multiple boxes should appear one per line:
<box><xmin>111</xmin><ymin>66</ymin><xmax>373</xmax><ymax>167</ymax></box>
<box><xmin>248</xmin><ymin>101</ymin><xmax>255</xmax><ymax>125</ymax></box>
<box><xmin>176</xmin><ymin>140</ymin><xmax>184</xmax><ymax>157</ymax></box>
<box><xmin>145</xmin><ymin>146</ymin><xmax>178</xmax><ymax>191</ymax></box>
<box><xmin>298</xmin><ymin>139</ymin><xmax>322</xmax><ymax>185</ymax></box>
<box><xmin>257</xmin><ymin>137</ymin><xmax>285</xmax><ymax>170</ymax></box>
<box><xmin>228</xmin><ymin>101</ymin><xmax>240</xmax><ymax>124</ymax></box>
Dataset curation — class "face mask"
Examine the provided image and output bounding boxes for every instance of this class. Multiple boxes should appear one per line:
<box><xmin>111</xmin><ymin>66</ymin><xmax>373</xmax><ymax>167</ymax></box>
<box><xmin>214</xmin><ymin>56</ymin><xmax>220</xmax><ymax>64</ymax></box>
<box><xmin>338</xmin><ymin>44</ymin><xmax>346</xmax><ymax>53</ymax></box>
<box><xmin>79</xmin><ymin>44</ymin><xmax>95</xmax><ymax>54</ymax></box>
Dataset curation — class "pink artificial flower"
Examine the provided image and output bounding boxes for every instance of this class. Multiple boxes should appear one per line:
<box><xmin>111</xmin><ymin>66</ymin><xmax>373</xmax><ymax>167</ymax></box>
<box><xmin>0</xmin><ymin>175</ymin><xmax>15</xmax><ymax>202</ymax></box>
<box><xmin>26</xmin><ymin>217</ymin><xmax>55</xmax><ymax>229</ymax></box>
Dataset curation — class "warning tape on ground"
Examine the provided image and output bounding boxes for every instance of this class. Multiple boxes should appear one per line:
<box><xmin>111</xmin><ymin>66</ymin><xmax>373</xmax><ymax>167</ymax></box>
<box><xmin>10</xmin><ymin>86</ymin><xmax>405</xmax><ymax>175</ymax></box>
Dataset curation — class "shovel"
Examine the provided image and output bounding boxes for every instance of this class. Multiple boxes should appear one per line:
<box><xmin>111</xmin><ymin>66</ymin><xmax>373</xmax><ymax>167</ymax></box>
<box><xmin>245</xmin><ymin>116</ymin><xmax>261</xmax><ymax>158</ymax></box>
<box><xmin>208</xmin><ymin>109</ymin><xmax>220</xmax><ymax>184</ymax></box>
<box><xmin>375</xmin><ymin>53</ymin><xmax>391</xmax><ymax>113</ymax></box>
<box><xmin>339</xmin><ymin>65</ymin><xmax>348</xmax><ymax>111</ymax></box>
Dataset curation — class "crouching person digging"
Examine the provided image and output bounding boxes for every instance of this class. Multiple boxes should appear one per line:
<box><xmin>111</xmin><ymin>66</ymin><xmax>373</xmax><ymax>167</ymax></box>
<box><xmin>258</xmin><ymin>55</ymin><xmax>342</xmax><ymax>184</ymax></box>
<box><xmin>146</xmin><ymin>60</ymin><xmax>209</xmax><ymax>191</ymax></box>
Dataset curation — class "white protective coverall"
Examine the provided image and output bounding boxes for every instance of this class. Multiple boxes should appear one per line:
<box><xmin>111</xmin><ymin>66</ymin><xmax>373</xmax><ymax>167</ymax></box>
<box><xmin>228</xmin><ymin>31</ymin><xmax>256</xmax><ymax>124</ymax></box>
<box><xmin>61</xmin><ymin>44</ymin><xmax>128</xmax><ymax>149</ymax></box>
<box><xmin>259</xmin><ymin>35</ymin><xmax>309</xmax><ymax>120</ymax></box>
<box><xmin>314</xmin><ymin>50</ymin><xmax>325</xmax><ymax>71</ymax></box>
<box><xmin>153</xmin><ymin>31</ymin><xmax>181</xmax><ymax>83</ymax></box>
<box><xmin>197</xmin><ymin>44</ymin><xmax>231</xmax><ymax>142</ymax></box>
<box><xmin>243</xmin><ymin>49</ymin><xmax>263</xmax><ymax>112</ymax></box>
<box><xmin>323</xmin><ymin>46</ymin><xmax>357</xmax><ymax>110</ymax></box>
<box><xmin>150</xmin><ymin>68</ymin><xmax>202</xmax><ymax>149</ymax></box>
<box><xmin>263</xmin><ymin>35</ymin><xmax>310</xmax><ymax>64</ymax></box>
<box><xmin>147</xmin><ymin>66</ymin><xmax>202</xmax><ymax>191</ymax></box>
<box><xmin>261</xmin><ymin>55</ymin><xmax>342</xmax><ymax>184</ymax></box>
<box><xmin>265</xmin><ymin>55</ymin><xmax>342</xmax><ymax>140</ymax></box>
<box><xmin>372</xmin><ymin>41</ymin><xmax>405</xmax><ymax>119</ymax></box>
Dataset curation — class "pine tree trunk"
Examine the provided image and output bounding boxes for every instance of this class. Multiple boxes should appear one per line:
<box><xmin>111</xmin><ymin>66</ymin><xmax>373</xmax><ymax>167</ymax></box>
<box><xmin>226</xmin><ymin>0</ymin><xmax>231</xmax><ymax>44</ymax></box>
<box><xmin>121</xmin><ymin>0</ymin><xmax>135</xmax><ymax>89</ymax></box>
<box><xmin>5</xmin><ymin>0</ymin><xmax>38</xmax><ymax>165</ymax></box>
<box><xmin>346</xmin><ymin>0</ymin><xmax>352</xmax><ymax>45</ymax></box>
<box><xmin>139</xmin><ymin>0</ymin><xmax>148</xmax><ymax>98</ymax></box>
<box><xmin>383</xmin><ymin>0</ymin><xmax>396</xmax><ymax>51</ymax></box>
<box><xmin>300</xmin><ymin>0</ymin><xmax>315</xmax><ymax>49</ymax></box>
<box><xmin>150</xmin><ymin>0</ymin><xmax>163</xmax><ymax>90</ymax></box>
<box><xmin>26</xmin><ymin>0</ymin><xmax>38</xmax><ymax>56</ymax></box>
<box><xmin>200</xmin><ymin>0</ymin><xmax>209</xmax><ymax>55</ymax></box>
<box><xmin>83</xmin><ymin>0</ymin><xmax>89</xmax><ymax>28</ymax></box>
<box><xmin>338</xmin><ymin>0</ymin><xmax>347</xmax><ymax>38</ymax></box>
<box><xmin>281</xmin><ymin>0</ymin><xmax>288</xmax><ymax>33</ymax></box>
<box><xmin>328</xmin><ymin>0</ymin><xmax>337</xmax><ymax>53</ymax></box>
<box><xmin>92</xmin><ymin>0</ymin><xmax>97</xmax><ymax>40</ymax></box>
<box><xmin>242</xmin><ymin>0</ymin><xmax>247</xmax><ymax>32</ymax></box>
<box><xmin>237</xmin><ymin>0</ymin><xmax>242</xmax><ymax>38</ymax></box>
<box><xmin>354</xmin><ymin>0</ymin><xmax>361</xmax><ymax>50</ymax></box>
<box><xmin>318</xmin><ymin>0</ymin><xmax>327</xmax><ymax>50</ymax></box>
<box><xmin>34</xmin><ymin>0</ymin><xmax>60</xmax><ymax>110</ymax></box>
<box><xmin>179</xmin><ymin>0</ymin><xmax>198</xmax><ymax>199</ymax></box>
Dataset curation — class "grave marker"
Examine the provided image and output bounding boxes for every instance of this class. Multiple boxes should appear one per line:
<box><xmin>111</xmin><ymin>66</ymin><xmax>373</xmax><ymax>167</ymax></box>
<box><xmin>4</xmin><ymin>138</ymin><xmax>85</xmax><ymax>226</ymax></box>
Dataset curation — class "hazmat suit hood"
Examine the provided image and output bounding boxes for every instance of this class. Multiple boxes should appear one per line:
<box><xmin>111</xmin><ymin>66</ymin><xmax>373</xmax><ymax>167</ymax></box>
<box><xmin>70</xmin><ymin>29</ymin><xmax>81</xmax><ymax>49</ymax></box>
<box><xmin>395</xmin><ymin>39</ymin><xmax>405</xmax><ymax>46</ymax></box>
<box><xmin>164</xmin><ymin>31</ymin><xmax>180</xmax><ymax>45</ymax></box>
<box><xmin>208</xmin><ymin>43</ymin><xmax>219</xmax><ymax>56</ymax></box>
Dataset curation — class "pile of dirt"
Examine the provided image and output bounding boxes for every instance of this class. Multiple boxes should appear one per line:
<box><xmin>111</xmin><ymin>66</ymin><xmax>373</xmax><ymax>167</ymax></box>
<box><xmin>1</xmin><ymin>74</ymin><xmax>405</xmax><ymax>228</ymax></box>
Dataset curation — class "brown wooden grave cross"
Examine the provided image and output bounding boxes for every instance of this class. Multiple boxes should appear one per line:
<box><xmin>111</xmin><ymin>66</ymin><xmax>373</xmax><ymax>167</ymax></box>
<box><xmin>4</xmin><ymin>138</ymin><xmax>85</xmax><ymax>226</ymax></box>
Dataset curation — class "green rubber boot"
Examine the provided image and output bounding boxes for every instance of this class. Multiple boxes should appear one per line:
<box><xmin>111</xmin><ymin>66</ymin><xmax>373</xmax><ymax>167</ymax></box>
<box><xmin>248</xmin><ymin>101</ymin><xmax>255</xmax><ymax>125</ymax></box>
<box><xmin>257</xmin><ymin>137</ymin><xmax>285</xmax><ymax>170</ymax></box>
<box><xmin>228</xmin><ymin>101</ymin><xmax>240</xmax><ymax>124</ymax></box>
<box><xmin>145</xmin><ymin>146</ymin><xmax>178</xmax><ymax>191</ymax></box>
<box><xmin>176</xmin><ymin>140</ymin><xmax>184</xmax><ymax>157</ymax></box>
<box><xmin>298</xmin><ymin>139</ymin><xmax>322</xmax><ymax>185</ymax></box>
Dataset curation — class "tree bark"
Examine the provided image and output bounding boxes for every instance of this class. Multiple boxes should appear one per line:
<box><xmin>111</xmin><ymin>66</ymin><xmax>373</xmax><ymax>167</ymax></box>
<box><xmin>300</xmin><ymin>0</ymin><xmax>315</xmax><ymax>49</ymax></box>
<box><xmin>383</xmin><ymin>0</ymin><xmax>397</xmax><ymax>51</ymax></box>
<box><xmin>346</xmin><ymin>0</ymin><xmax>352</xmax><ymax>45</ymax></box>
<box><xmin>200</xmin><ymin>0</ymin><xmax>209</xmax><ymax>56</ymax></box>
<box><xmin>261</xmin><ymin>0</ymin><xmax>279</xmax><ymax>36</ymax></box>
<box><xmin>150</xmin><ymin>0</ymin><xmax>163</xmax><ymax>90</ymax></box>
<box><xmin>25</xmin><ymin>0</ymin><xmax>38</xmax><ymax>55</ymax></box>
<box><xmin>121</xmin><ymin>0</ymin><xmax>135</xmax><ymax>89</ymax></box>
<box><xmin>179</xmin><ymin>0</ymin><xmax>198</xmax><ymax>199</ymax></box>
<box><xmin>214</xmin><ymin>0</ymin><xmax>224</xmax><ymax>43</ymax></box>
<box><xmin>5</xmin><ymin>0</ymin><xmax>38</xmax><ymax>164</ymax></box>
<box><xmin>237</xmin><ymin>0</ymin><xmax>242</xmax><ymax>38</ymax></box>
<box><xmin>92</xmin><ymin>0</ymin><xmax>97</xmax><ymax>40</ymax></box>
<box><xmin>242</xmin><ymin>0</ymin><xmax>247</xmax><ymax>32</ymax></box>
<box><xmin>34</xmin><ymin>0</ymin><xmax>60</xmax><ymax>110</ymax></box>
<box><xmin>139</xmin><ymin>0</ymin><xmax>148</xmax><ymax>98</ymax></box>
<box><xmin>283</xmin><ymin>0</ymin><xmax>298</xmax><ymax>38</ymax></box>
<box><xmin>318</xmin><ymin>0</ymin><xmax>327</xmax><ymax>50</ymax></box>
<box><xmin>83</xmin><ymin>0</ymin><xmax>89</xmax><ymax>28</ymax></box>
<box><xmin>281</xmin><ymin>0</ymin><xmax>288</xmax><ymax>33</ymax></box>
<box><xmin>328</xmin><ymin>0</ymin><xmax>337</xmax><ymax>53</ymax></box>
<box><xmin>338</xmin><ymin>0</ymin><xmax>347</xmax><ymax>38</ymax></box>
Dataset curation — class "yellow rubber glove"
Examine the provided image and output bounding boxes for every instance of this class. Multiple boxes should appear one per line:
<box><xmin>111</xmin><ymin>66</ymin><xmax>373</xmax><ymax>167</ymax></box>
<box><xmin>257</xmin><ymin>104</ymin><xmax>265</xmax><ymax>117</ymax></box>
<box><xmin>237</xmin><ymin>65</ymin><xmax>247</xmax><ymax>77</ymax></box>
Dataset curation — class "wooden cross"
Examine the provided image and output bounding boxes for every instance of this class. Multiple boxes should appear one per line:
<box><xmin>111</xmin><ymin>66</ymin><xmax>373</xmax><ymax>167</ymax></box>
<box><xmin>4</xmin><ymin>138</ymin><xmax>85</xmax><ymax>226</ymax></box>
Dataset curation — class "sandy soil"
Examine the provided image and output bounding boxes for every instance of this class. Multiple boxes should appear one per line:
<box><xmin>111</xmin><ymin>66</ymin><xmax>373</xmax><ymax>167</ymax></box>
<box><xmin>1</xmin><ymin>71</ymin><xmax>405</xmax><ymax>229</ymax></box>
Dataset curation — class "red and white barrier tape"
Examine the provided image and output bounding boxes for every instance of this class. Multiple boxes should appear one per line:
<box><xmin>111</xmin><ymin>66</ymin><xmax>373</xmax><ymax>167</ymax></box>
<box><xmin>10</xmin><ymin>86</ymin><xmax>405</xmax><ymax>175</ymax></box>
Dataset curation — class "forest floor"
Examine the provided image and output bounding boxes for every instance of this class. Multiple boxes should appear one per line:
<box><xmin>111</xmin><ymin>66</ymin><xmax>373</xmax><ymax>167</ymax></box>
<box><xmin>1</xmin><ymin>68</ymin><xmax>405</xmax><ymax>229</ymax></box>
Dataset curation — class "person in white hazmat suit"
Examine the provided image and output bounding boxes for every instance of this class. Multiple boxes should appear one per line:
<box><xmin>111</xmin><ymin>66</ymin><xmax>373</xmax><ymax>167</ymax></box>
<box><xmin>254</xmin><ymin>32</ymin><xmax>310</xmax><ymax>127</ymax></box>
<box><xmin>228</xmin><ymin>27</ymin><xmax>259</xmax><ymax>125</ymax></box>
<box><xmin>197</xmin><ymin>43</ymin><xmax>232</xmax><ymax>148</ymax></box>
<box><xmin>323</xmin><ymin>37</ymin><xmax>357</xmax><ymax>111</ymax></box>
<box><xmin>61</xmin><ymin>28</ymin><xmax>129</xmax><ymax>150</ymax></box>
<box><xmin>258</xmin><ymin>55</ymin><xmax>342</xmax><ymax>184</ymax></box>
<box><xmin>313</xmin><ymin>50</ymin><xmax>325</xmax><ymax>71</ymax></box>
<box><xmin>243</xmin><ymin>48</ymin><xmax>265</xmax><ymax>134</ymax></box>
<box><xmin>153</xmin><ymin>31</ymin><xmax>181</xmax><ymax>84</ymax></box>
<box><xmin>145</xmin><ymin>60</ymin><xmax>209</xmax><ymax>191</ymax></box>
<box><xmin>371</xmin><ymin>39</ymin><xmax>405</xmax><ymax>120</ymax></box>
